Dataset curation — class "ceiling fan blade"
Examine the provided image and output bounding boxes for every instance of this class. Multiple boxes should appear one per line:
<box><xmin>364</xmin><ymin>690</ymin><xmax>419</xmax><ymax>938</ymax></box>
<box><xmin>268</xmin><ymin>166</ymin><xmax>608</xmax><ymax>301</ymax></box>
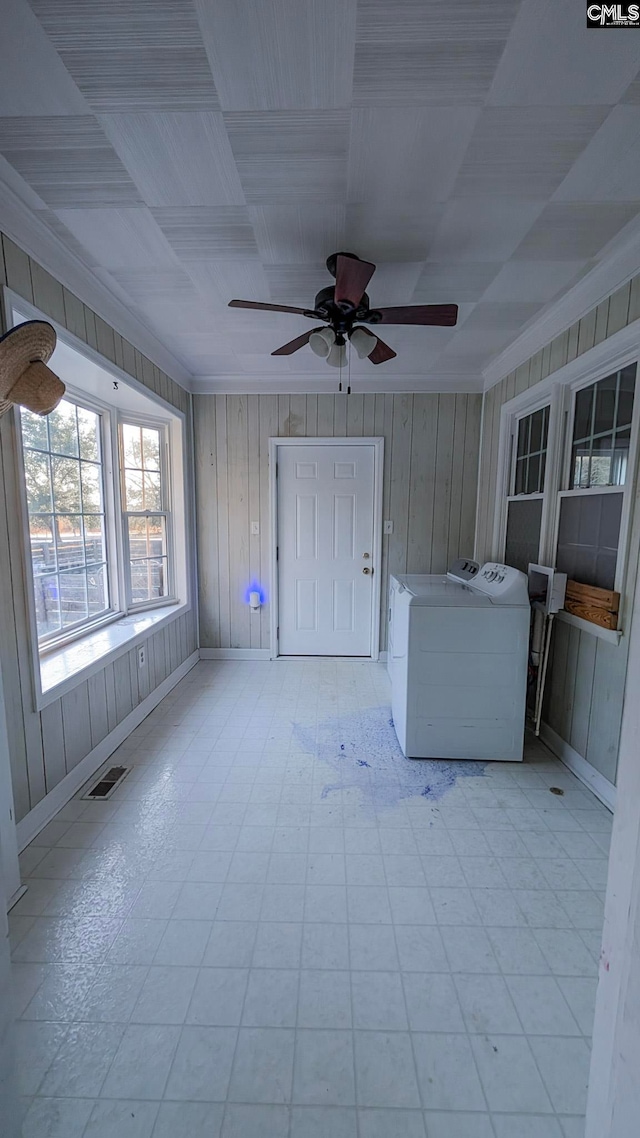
<box><xmin>334</xmin><ymin>255</ymin><xmax>376</xmax><ymax>307</ymax></box>
<box><xmin>229</xmin><ymin>299</ymin><xmax>313</xmax><ymax>316</ymax></box>
<box><xmin>271</xmin><ymin>328</ymin><xmax>322</xmax><ymax>356</ymax></box>
<box><xmin>368</xmin><ymin>336</ymin><xmax>397</xmax><ymax>365</ymax></box>
<box><xmin>365</xmin><ymin>304</ymin><xmax>458</xmax><ymax>327</ymax></box>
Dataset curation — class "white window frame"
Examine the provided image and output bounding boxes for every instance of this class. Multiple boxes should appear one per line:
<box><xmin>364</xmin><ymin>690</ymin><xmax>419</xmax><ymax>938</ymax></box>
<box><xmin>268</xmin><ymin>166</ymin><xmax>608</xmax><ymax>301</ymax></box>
<box><xmin>493</xmin><ymin>324</ymin><xmax>640</xmax><ymax>642</ymax></box>
<box><xmin>118</xmin><ymin>412</ymin><xmax>176</xmax><ymax>613</ymax></box>
<box><xmin>3</xmin><ymin>287</ymin><xmax>191</xmax><ymax>710</ymax></box>
<box><xmin>18</xmin><ymin>387</ymin><xmax>120</xmax><ymax>650</ymax></box>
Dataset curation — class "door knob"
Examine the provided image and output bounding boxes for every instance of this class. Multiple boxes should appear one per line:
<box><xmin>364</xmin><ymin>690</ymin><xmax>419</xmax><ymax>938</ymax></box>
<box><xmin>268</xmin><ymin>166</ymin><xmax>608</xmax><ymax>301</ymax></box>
<box><xmin>363</xmin><ymin>566</ymin><xmax>373</xmax><ymax>575</ymax></box>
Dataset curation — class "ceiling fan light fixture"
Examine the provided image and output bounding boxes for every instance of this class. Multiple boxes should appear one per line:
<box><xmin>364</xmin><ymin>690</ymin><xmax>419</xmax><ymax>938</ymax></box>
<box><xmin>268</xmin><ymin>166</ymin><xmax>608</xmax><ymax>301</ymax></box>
<box><xmin>326</xmin><ymin>342</ymin><xmax>348</xmax><ymax>368</ymax></box>
<box><xmin>309</xmin><ymin>327</ymin><xmax>335</xmax><ymax>357</ymax></box>
<box><xmin>349</xmin><ymin>327</ymin><xmax>377</xmax><ymax>359</ymax></box>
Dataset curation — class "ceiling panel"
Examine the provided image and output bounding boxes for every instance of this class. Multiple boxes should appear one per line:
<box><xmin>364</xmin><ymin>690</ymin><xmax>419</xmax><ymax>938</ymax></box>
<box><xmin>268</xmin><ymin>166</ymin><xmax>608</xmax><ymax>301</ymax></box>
<box><xmin>489</xmin><ymin>0</ymin><xmax>640</xmax><ymax>106</ymax></box>
<box><xmin>353</xmin><ymin>41</ymin><xmax>506</xmax><ymax>106</ymax></box>
<box><xmin>195</xmin><ymin>0</ymin><xmax>356</xmax><ymax>111</ymax></box>
<box><xmin>57</xmin><ymin>48</ymin><xmax>219</xmax><ymax>113</ymax></box>
<box><xmin>0</xmin><ymin>116</ymin><xmax>142</xmax><ymax>208</ymax></box>
<box><xmin>27</xmin><ymin>0</ymin><xmax>204</xmax><ymax>48</ymax></box>
<box><xmin>366</xmin><ymin>263</ymin><xmax>425</xmax><ymax>304</ymax></box>
<box><xmin>483</xmin><ymin>260</ymin><xmax>589</xmax><ymax>302</ymax></box>
<box><xmin>100</xmin><ymin>113</ymin><xmax>245</xmax><ymax>206</ymax></box>
<box><xmin>1</xmin><ymin>0</ymin><xmax>88</xmax><ymax>115</ymax></box>
<box><xmin>345</xmin><ymin>203</ymin><xmax>444</xmax><ymax>262</ymax></box>
<box><xmin>553</xmin><ymin>106</ymin><xmax>640</xmax><ymax>203</ymax></box>
<box><xmin>348</xmin><ymin>107</ymin><xmax>480</xmax><ymax>205</ymax></box>
<box><xmin>461</xmin><ymin>301</ymin><xmax>544</xmax><ymax>331</ymax></box>
<box><xmin>185</xmin><ymin>261</ymin><xmax>272</xmax><ymax>310</ymax></box>
<box><xmin>428</xmin><ymin>199</ymin><xmax>545</xmax><ymax>263</ymax></box>
<box><xmin>356</xmin><ymin>0</ymin><xmax>521</xmax><ymax>42</ymax></box>
<box><xmin>151</xmin><ymin>207</ymin><xmax>259</xmax><ymax>261</ymax></box>
<box><xmin>453</xmin><ymin>106</ymin><xmax>611</xmax><ymax>198</ymax></box>
<box><xmin>54</xmin><ymin>207</ymin><xmax>179</xmax><ymax>270</ymax></box>
<box><xmin>225</xmin><ymin>111</ymin><xmax>349</xmax><ymax>203</ymax></box>
<box><xmin>250</xmin><ymin>204</ymin><xmax>346</xmax><ymax>265</ymax></box>
<box><xmin>513</xmin><ymin>203</ymin><xmax>640</xmax><ymax>261</ymax></box>
<box><xmin>264</xmin><ymin>264</ymin><xmax>332</xmax><ymax>306</ymax></box>
<box><xmin>413</xmin><ymin>263</ymin><xmax>502</xmax><ymax>303</ymax></box>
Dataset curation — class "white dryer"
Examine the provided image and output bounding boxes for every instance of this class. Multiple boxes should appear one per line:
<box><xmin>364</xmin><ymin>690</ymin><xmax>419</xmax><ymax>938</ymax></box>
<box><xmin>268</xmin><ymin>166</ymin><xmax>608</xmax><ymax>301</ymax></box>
<box><xmin>389</xmin><ymin>562</ymin><xmax>530</xmax><ymax>762</ymax></box>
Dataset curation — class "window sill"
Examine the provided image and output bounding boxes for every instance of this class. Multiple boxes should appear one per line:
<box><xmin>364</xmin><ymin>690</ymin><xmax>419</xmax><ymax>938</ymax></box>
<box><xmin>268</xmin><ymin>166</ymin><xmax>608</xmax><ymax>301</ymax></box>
<box><xmin>37</xmin><ymin>602</ymin><xmax>189</xmax><ymax>709</ymax></box>
<box><xmin>557</xmin><ymin>608</ymin><xmax>622</xmax><ymax>645</ymax></box>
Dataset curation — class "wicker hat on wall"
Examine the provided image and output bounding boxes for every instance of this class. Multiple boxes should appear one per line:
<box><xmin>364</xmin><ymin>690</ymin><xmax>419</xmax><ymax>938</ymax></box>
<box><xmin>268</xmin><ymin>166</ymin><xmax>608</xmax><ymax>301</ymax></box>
<box><xmin>0</xmin><ymin>320</ymin><xmax>65</xmax><ymax>418</ymax></box>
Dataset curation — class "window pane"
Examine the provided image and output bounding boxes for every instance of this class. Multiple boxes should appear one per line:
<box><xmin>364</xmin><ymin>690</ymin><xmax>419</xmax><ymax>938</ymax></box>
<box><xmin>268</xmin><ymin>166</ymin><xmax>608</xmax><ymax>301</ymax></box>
<box><xmin>87</xmin><ymin>564</ymin><xmax>108</xmax><ymax>615</ymax></box>
<box><xmin>593</xmin><ymin>373</ymin><xmax>617</xmax><ymax>436</ymax></box>
<box><xmin>122</xmin><ymin>423</ymin><xmax>142</xmax><ymax>468</ymax></box>
<box><xmin>505</xmin><ymin>498</ymin><xmax>543</xmax><ymax>573</ymax></box>
<box><xmin>124</xmin><ymin>471</ymin><xmax>144</xmax><ymax>511</ymax></box>
<box><xmin>48</xmin><ymin>400</ymin><xmax>79</xmax><ymax>457</ymax></box>
<box><xmin>129</xmin><ymin>558</ymin><xmax>168</xmax><ymax>603</ymax></box>
<box><xmin>84</xmin><ymin>516</ymin><xmax>105</xmax><ymax>565</ymax></box>
<box><xmin>527</xmin><ymin>453</ymin><xmax>541</xmax><ymax>495</ymax></box>
<box><xmin>142</xmin><ymin>427</ymin><xmax>160</xmax><ymax>470</ymax></box>
<box><xmin>51</xmin><ymin>457</ymin><xmax>81</xmax><ymax>513</ymax></box>
<box><xmin>570</xmin><ymin>366</ymin><xmax>636</xmax><ymax>488</ymax></box>
<box><xmin>24</xmin><ymin>451</ymin><xmax>52</xmax><ymax>514</ymax></box>
<box><xmin>30</xmin><ymin>515</ymin><xmax>56</xmax><ymax>575</ymax></box>
<box><xmin>33</xmin><ymin>575</ymin><xmax>61</xmax><ymax>638</ymax></box>
<box><xmin>573</xmin><ymin>385</ymin><xmax>593</xmax><ymax>443</ymax></box>
<box><xmin>557</xmin><ymin>492</ymin><xmax>623</xmax><ymax>591</ymax></box>
<box><xmin>513</xmin><ymin>406</ymin><xmax>549</xmax><ymax>495</ymax></box>
<box><xmin>59</xmin><ymin>568</ymin><xmax>89</xmax><ymax>627</ymax></box>
<box><xmin>56</xmin><ymin>516</ymin><xmax>84</xmax><ymax>569</ymax></box>
<box><xmin>20</xmin><ymin>407</ymin><xmax>48</xmax><ymax>451</ymax></box>
<box><xmin>143</xmin><ymin>471</ymin><xmax>162</xmax><ymax>510</ymax></box>
<box><xmin>128</xmin><ymin>515</ymin><xmax>166</xmax><ymax>560</ymax></box>
<box><xmin>80</xmin><ymin>461</ymin><xmax>102</xmax><ymax>511</ymax></box>
<box><xmin>77</xmin><ymin>406</ymin><xmax>100</xmax><ymax>462</ymax></box>
<box><xmin>517</xmin><ymin>417</ymin><xmax>530</xmax><ymax>457</ymax></box>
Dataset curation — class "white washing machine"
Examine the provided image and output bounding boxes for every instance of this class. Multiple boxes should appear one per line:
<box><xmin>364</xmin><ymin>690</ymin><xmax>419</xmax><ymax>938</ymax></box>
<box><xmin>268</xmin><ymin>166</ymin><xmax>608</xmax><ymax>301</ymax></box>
<box><xmin>389</xmin><ymin>561</ymin><xmax>529</xmax><ymax>761</ymax></box>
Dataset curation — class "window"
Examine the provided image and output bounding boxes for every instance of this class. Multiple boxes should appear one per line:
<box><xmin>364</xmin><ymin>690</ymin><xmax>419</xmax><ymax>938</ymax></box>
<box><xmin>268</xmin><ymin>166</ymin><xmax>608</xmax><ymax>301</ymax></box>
<box><xmin>119</xmin><ymin>422</ymin><xmax>170</xmax><ymax>606</ymax></box>
<box><xmin>556</xmin><ymin>365</ymin><xmax>636</xmax><ymax>591</ymax></box>
<box><xmin>21</xmin><ymin>397</ymin><xmax>110</xmax><ymax>643</ymax></box>
<box><xmin>19</xmin><ymin>397</ymin><xmax>179</xmax><ymax>653</ymax></box>
<box><xmin>504</xmin><ymin>405</ymin><xmax>550</xmax><ymax>573</ymax></box>
<box><xmin>499</xmin><ymin>357</ymin><xmax>638</xmax><ymax>632</ymax></box>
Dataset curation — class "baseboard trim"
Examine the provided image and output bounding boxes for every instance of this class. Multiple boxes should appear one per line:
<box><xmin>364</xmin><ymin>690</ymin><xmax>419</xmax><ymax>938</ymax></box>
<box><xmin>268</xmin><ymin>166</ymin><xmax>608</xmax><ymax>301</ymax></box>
<box><xmin>540</xmin><ymin>722</ymin><xmax>616</xmax><ymax>813</ymax></box>
<box><xmin>199</xmin><ymin>648</ymin><xmax>271</xmax><ymax>660</ymax></box>
<box><xmin>16</xmin><ymin>651</ymin><xmax>199</xmax><ymax>852</ymax></box>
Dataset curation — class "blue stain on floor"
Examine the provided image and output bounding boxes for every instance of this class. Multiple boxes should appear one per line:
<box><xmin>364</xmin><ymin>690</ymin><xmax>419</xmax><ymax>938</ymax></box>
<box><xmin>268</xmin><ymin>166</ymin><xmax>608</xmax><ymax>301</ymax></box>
<box><xmin>293</xmin><ymin>706</ymin><xmax>487</xmax><ymax>810</ymax></box>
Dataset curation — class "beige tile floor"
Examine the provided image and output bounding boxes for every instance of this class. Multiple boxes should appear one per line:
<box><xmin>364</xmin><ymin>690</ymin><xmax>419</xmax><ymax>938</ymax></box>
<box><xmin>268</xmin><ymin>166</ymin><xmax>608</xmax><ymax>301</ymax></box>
<box><xmin>10</xmin><ymin>660</ymin><xmax>610</xmax><ymax>1137</ymax></box>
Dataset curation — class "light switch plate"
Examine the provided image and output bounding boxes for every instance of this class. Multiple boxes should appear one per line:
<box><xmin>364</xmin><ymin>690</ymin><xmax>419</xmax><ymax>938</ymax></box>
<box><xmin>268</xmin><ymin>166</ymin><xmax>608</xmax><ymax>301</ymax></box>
<box><xmin>251</xmin><ymin>521</ymin><xmax>260</xmax><ymax>535</ymax></box>
<box><xmin>384</xmin><ymin>520</ymin><xmax>393</xmax><ymax>535</ymax></box>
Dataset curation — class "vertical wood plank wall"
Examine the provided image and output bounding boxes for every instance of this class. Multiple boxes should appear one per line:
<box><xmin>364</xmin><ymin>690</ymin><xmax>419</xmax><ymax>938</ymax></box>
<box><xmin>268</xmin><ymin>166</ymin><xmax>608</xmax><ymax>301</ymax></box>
<box><xmin>0</xmin><ymin>233</ymin><xmax>197</xmax><ymax>824</ymax></box>
<box><xmin>475</xmin><ymin>274</ymin><xmax>640</xmax><ymax>786</ymax></box>
<box><xmin>194</xmin><ymin>392</ymin><xmax>482</xmax><ymax>653</ymax></box>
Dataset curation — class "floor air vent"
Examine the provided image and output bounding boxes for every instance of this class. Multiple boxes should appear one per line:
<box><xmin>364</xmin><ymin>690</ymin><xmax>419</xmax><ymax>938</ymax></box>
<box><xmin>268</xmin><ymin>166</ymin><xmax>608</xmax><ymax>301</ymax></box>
<box><xmin>83</xmin><ymin>765</ymin><xmax>130</xmax><ymax>800</ymax></box>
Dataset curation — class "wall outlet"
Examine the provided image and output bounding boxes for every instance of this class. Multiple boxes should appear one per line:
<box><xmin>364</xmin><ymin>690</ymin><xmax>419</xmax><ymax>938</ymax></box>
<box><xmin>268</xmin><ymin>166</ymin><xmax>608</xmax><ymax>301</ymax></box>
<box><xmin>251</xmin><ymin>521</ymin><xmax>260</xmax><ymax>535</ymax></box>
<box><xmin>384</xmin><ymin>520</ymin><xmax>393</xmax><ymax>535</ymax></box>
<box><xmin>137</xmin><ymin>645</ymin><xmax>146</xmax><ymax>669</ymax></box>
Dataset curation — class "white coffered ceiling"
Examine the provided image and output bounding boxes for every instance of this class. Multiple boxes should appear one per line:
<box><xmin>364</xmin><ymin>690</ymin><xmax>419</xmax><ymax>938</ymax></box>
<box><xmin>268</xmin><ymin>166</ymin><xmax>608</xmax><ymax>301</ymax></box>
<box><xmin>1</xmin><ymin>0</ymin><xmax>640</xmax><ymax>391</ymax></box>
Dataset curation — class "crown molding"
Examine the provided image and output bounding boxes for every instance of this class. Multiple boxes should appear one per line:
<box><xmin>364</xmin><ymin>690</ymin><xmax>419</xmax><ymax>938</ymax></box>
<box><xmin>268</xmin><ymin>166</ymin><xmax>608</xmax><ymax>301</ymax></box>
<box><xmin>0</xmin><ymin>178</ymin><xmax>192</xmax><ymax>389</ymax></box>
<box><xmin>482</xmin><ymin>213</ymin><xmax>640</xmax><ymax>391</ymax></box>
<box><xmin>190</xmin><ymin>372</ymin><xmax>483</xmax><ymax>395</ymax></box>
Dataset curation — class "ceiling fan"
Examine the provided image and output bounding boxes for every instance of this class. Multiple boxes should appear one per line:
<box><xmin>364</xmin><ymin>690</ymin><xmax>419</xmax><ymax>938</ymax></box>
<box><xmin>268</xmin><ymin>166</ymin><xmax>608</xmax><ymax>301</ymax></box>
<box><xmin>228</xmin><ymin>252</ymin><xmax>458</xmax><ymax>367</ymax></box>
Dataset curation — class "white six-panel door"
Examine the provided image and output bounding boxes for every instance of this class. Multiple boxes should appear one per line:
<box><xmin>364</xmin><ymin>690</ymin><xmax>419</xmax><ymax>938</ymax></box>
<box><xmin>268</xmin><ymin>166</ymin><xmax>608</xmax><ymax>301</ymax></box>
<box><xmin>277</xmin><ymin>443</ymin><xmax>376</xmax><ymax>656</ymax></box>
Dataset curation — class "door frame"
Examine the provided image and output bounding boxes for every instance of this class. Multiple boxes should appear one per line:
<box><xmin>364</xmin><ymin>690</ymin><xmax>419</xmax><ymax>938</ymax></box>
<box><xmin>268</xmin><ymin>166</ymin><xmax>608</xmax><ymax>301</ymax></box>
<box><xmin>269</xmin><ymin>436</ymin><xmax>384</xmax><ymax>661</ymax></box>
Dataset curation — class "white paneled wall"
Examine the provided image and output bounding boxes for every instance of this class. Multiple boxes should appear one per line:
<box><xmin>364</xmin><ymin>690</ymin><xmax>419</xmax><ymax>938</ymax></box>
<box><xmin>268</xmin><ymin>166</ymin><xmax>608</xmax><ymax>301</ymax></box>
<box><xmin>194</xmin><ymin>391</ymin><xmax>482</xmax><ymax>652</ymax></box>
<box><xmin>0</xmin><ymin>234</ymin><xmax>197</xmax><ymax>824</ymax></box>
<box><xmin>475</xmin><ymin>274</ymin><xmax>640</xmax><ymax>788</ymax></box>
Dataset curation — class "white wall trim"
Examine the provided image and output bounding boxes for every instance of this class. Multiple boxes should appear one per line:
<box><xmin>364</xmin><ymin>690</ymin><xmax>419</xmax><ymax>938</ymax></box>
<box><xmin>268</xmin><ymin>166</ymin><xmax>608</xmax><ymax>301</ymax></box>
<box><xmin>199</xmin><ymin>648</ymin><xmax>271</xmax><ymax>660</ymax></box>
<box><xmin>190</xmin><ymin>374</ymin><xmax>482</xmax><ymax>395</ymax></box>
<box><xmin>0</xmin><ymin>178</ymin><xmax>191</xmax><ymax>388</ymax></box>
<box><xmin>483</xmin><ymin>216</ymin><xmax>640</xmax><ymax>390</ymax></box>
<box><xmin>540</xmin><ymin>721</ymin><xmax>616</xmax><ymax>813</ymax></box>
<box><xmin>16</xmin><ymin>651</ymin><xmax>199</xmax><ymax>852</ymax></box>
